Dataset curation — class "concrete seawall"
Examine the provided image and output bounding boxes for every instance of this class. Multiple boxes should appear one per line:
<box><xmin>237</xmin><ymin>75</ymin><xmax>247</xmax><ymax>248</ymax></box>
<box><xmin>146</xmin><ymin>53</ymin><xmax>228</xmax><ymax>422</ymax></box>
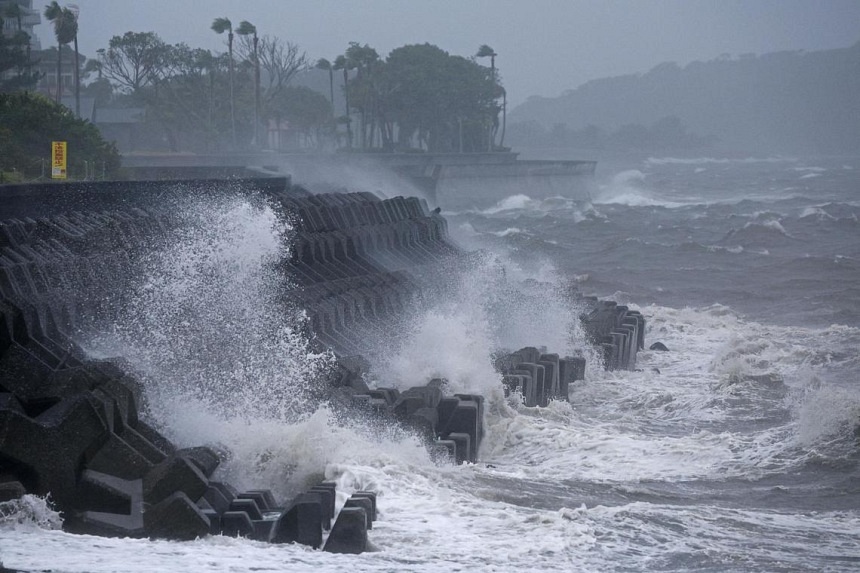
<box><xmin>0</xmin><ymin>177</ymin><xmax>640</xmax><ymax>550</ymax></box>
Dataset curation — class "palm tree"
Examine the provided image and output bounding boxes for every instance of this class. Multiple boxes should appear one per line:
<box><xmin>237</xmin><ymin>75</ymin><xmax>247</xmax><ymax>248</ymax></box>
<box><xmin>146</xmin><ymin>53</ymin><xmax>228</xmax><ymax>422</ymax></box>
<box><xmin>236</xmin><ymin>20</ymin><xmax>260</xmax><ymax>146</ymax></box>
<box><xmin>44</xmin><ymin>2</ymin><xmax>77</xmax><ymax>104</ymax></box>
<box><xmin>211</xmin><ymin>17</ymin><xmax>236</xmax><ymax>146</ymax></box>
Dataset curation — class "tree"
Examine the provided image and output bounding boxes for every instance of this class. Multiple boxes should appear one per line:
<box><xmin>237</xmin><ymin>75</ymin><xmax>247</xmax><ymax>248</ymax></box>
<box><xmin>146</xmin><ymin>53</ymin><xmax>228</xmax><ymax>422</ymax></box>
<box><xmin>384</xmin><ymin>43</ymin><xmax>499</xmax><ymax>152</ymax></box>
<box><xmin>343</xmin><ymin>42</ymin><xmax>380</xmax><ymax>149</ymax></box>
<box><xmin>96</xmin><ymin>31</ymin><xmax>168</xmax><ymax>94</ymax></box>
<box><xmin>44</xmin><ymin>2</ymin><xmax>77</xmax><ymax>103</ymax></box>
<box><xmin>236</xmin><ymin>20</ymin><xmax>260</xmax><ymax>146</ymax></box>
<box><xmin>268</xmin><ymin>85</ymin><xmax>332</xmax><ymax>149</ymax></box>
<box><xmin>211</xmin><ymin>17</ymin><xmax>236</xmax><ymax>146</ymax></box>
<box><xmin>0</xmin><ymin>91</ymin><xmax>120</xmax><ymax>180</ymax></box>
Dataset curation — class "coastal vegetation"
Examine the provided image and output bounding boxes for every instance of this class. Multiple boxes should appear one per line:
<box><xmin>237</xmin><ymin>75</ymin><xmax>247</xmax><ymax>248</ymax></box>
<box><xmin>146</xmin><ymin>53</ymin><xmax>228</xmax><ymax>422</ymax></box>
<box><xmin>0</xmin><ymin>91</ymin><xmax>120</xmax><ymax>181</ymax></box>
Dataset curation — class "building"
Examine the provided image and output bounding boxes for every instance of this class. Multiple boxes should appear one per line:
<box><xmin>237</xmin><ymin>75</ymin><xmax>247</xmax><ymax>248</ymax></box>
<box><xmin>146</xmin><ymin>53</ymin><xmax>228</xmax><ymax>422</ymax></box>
<box><xmin>0</xmin><ymin>0</ymin><xmax>41</xmax><ymax>50</ymax></box>
<box><xmin>32</xmin><ymin>44</ymin><xmax>85</xmax><ymax>101</ymax></box>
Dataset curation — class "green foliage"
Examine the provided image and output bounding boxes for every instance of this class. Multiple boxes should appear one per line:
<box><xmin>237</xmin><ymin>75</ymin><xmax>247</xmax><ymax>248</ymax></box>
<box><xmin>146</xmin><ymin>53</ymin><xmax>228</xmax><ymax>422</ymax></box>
<box><xmin>44</xmin><ymin>2</ymin><xmax>77</xmax><ymax>46</ymax></box>
<box><xmin>0</xmin><ymin>92</ymin><xmax>121</xmax><ymax>179</ymax></box>
<box><xmin>98</xmin><ymin>31</ymin><xmax>169</xmax><ymax>94</ymax></box>
<box><xmin>381</xmin><ymin>43</ymin><xmax>499</xmax><ymax>152</ymax></box>
<box><xmin>210</xmin><ymin>17</ymin><xmax>233</xmax><ymax>35</ymax></box>
<box><xmin>271</xmin><ymin>85</ymin><xmax>331</xmax><ymax>131</ymax></box>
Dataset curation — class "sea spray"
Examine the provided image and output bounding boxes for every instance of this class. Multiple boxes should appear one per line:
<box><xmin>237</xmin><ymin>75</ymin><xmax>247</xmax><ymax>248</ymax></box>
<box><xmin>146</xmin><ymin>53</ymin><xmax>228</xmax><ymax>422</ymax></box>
<box><xmin>0</xmin><ymin>495</ymin><xmax>63</xmax><ymax>531</ymax></box>
<box><xmin>80</xmin><ymin>193</ymin><xmax>341</xmax><ymax>498</ymax></box>
<box><xmin>367</xmin><ymin>249</ymin><xmax>605</xmax><ymax>458</ymax></box>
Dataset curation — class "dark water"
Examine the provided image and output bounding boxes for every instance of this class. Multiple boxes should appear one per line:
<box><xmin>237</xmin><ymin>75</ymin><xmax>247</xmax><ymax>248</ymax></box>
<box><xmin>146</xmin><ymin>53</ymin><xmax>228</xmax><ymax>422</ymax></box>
<box><xmin>441</xmin><ymin>155</ymin><xmax>860</xmax><ymax>571</ymax></box>
<box><xmin>452</xmin><ymin>156</ymin><xmax>860</xmax><ymax>328</ymax></box>
<box><xmin>2</xmin><ymin>155</ymin><xmax>859</xmax><ymax>572</ymax></box>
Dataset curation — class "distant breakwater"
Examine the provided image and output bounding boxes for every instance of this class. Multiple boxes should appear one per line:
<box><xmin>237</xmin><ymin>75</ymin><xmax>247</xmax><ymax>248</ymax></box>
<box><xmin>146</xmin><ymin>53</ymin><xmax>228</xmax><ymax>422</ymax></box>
<box><xmin>0</xmin><ymin>177</ymin><xmax>641</xmax><ymax>552</ymax></box>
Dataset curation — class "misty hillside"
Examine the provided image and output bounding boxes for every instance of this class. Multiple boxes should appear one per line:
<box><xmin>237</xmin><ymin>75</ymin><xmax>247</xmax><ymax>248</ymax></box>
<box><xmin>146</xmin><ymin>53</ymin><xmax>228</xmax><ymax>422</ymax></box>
<box><xmin>508</xmin><ymin>41</ymin><xmax>860</xmax><ymax>154</ymax></box>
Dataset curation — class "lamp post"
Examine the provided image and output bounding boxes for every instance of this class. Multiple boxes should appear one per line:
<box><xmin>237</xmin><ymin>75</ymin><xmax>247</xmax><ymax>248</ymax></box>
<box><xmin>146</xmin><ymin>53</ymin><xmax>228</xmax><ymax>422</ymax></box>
<box><xmin>237</xmin><ymin>21</ymin><xmax>260</xmax><ymax>147</ymax></box>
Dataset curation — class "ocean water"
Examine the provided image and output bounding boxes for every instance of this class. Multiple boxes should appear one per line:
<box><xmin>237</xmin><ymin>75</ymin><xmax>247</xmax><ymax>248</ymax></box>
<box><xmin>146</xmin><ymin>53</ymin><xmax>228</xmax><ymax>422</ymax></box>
<box><xmin>2</xmin><ymin>155</ymin><xmax>859</xmax><ymax>572</ymax></box>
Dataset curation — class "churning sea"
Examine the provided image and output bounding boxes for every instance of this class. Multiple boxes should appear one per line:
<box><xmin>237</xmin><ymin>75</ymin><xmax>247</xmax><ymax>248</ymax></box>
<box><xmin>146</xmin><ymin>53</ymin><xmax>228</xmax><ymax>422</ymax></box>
<box><xmin>1</xmin><ymin>153</ymin><xmax>859</xmax><ymax>572</ymax></box>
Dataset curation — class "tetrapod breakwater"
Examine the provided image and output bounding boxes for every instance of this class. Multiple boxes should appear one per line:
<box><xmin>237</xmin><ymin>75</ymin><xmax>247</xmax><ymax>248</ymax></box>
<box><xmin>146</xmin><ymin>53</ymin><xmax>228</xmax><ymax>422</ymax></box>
<box><xmin>0</xmin><ymin>177</ymin><xmax>643</xmax><ymax>553</ymax></box>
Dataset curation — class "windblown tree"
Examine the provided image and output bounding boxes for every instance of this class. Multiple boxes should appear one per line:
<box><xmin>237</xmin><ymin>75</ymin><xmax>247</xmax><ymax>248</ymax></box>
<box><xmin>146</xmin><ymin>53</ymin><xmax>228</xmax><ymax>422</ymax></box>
<box><xmin>96</xmin><ymin>32</ymin><xmax>212</xmax><ymax>151</ymax></box>
<box><xmin>343</xmin><ymin>42</ymin><xmax>380</xmax><ymax>149</ymax></box>
<box><xmin>96</xmin><ymin>31</ymin><xmax>168</xmax><ymax>94</ymax></box>
<box><xmin>237</xmin><ymin>33</ymin><xmax>308</xmax><ymax>147</ymax></box>
<box><xmin>43</xmin><ymin>2</ymin><xmax>77</xmax><ymax>103</ymax></box>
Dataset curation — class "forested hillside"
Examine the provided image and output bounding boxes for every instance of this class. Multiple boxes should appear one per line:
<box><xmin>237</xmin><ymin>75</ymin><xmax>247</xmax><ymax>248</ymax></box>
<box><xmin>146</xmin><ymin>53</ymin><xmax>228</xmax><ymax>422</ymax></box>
<box><xmin>508</xmin><ymin>41</ymin><xmax>860</xmax><ymax>154</ymax></box>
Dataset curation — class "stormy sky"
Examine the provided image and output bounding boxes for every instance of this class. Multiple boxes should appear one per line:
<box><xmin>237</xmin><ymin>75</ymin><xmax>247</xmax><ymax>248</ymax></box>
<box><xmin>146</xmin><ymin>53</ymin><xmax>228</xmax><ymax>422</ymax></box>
<box><xmin>38</xmin><ymin>0</ymin><xmax>860</xmax><ymax>106</ymax></box>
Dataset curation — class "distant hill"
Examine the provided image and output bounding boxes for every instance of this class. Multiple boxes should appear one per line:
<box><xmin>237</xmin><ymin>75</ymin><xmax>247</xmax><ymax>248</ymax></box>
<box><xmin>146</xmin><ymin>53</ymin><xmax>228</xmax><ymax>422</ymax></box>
<box><xmin>508</xmin><ymin>41</ymin><xmax>860</xmax><ymax>154</ymax></box>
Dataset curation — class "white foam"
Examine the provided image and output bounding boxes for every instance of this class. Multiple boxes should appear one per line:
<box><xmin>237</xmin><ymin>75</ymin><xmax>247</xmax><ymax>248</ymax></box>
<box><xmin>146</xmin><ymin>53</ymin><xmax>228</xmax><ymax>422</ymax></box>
<box><xmin>0</xmin><ymin>495</ymin><xmax>63</xmax><ymax>531</ymax></box>
<box><xmin>491</xmin><ymin>227</ymin><xmax>528</xmax><ymax>237</ymax></box>
<box><xmin>480</xmin><ymin>193</ymin><xmax>537</xmax><ymax>214</ymax></box>
<box><xmin>593</xmin><ymin>170</ymin><xmax>684</xmax><ymax>208</ymax></box>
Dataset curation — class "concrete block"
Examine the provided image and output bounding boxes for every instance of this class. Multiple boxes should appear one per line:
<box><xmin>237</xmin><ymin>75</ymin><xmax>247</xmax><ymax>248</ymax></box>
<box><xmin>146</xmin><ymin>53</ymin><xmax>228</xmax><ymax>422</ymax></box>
<box><xmin>201</xmin><ymin>485</ymin><xmax>232</xmax><ymax>514</ymax></box>
<box><xmin>271</xmin><ymin>495</ymin><xmax>323</xmax><ymax>548</ymax></box>
<box><xmin>178</xmin><ymin>446</ymin><xmax>221</xmax><ymax>478</ymax></box>
<box><xmin>344</xmin><ymin>496</ymin><xmax>373</xmax><ymax>529</ymax></box>
<box><xmin>228</xmin><ymin>498</ymin><xmax>263</xmax><ymax>521</ymax></box>
<box><xmin>352</xmin><ymin>491</ymin><xmax>377</xmax><ymax>521</ymax></box>
<box><xmin>220</xmin><ymin>510</ymin><xmax>255</xmax><ymax>538</ymax></box>
<box><xmin>324</xmin><ymin>507</ymin><xmax>367</xmax><ymax>554</ymax></box>
<box><xmin>142</xmin><ymin>454</ymin><xmax>209</xmax><ymax>505</ymax></box>
<box><xmin>237</xmin><ymin>489</ymin><xmax>276</xmax><ymax>512</ymax></box>
<box><xmin>144</xmin><ymin>491</ymin><xmax>211</xmax><ymax>541</ymax></box>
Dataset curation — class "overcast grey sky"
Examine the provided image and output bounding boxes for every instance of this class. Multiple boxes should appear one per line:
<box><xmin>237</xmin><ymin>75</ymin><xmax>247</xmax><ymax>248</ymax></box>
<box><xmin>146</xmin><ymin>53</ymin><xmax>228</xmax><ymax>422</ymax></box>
<box><xmin>37</xmin><ymin>0</ymin><xmax>860</xmax><ymax>107</ymax></box>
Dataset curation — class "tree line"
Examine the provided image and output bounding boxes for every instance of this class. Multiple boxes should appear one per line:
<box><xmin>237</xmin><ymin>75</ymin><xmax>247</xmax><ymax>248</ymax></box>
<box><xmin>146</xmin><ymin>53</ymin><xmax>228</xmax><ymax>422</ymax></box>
<box><xmin>2</xmin><ymin>7</ymin><xmax>506</xmax><ymax>157</ymax></box>
<box><xmin>87</xmin><ymin>28</ymin><xmax>504</xmax><ymax>153</ymax></box>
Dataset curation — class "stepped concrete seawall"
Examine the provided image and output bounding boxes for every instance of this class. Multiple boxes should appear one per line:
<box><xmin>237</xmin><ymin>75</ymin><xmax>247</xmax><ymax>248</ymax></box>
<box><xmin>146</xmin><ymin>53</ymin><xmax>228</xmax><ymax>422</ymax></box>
<box><xmin>120</xmin><ymin>152</ymin><xmax>597</xmax><ymax>210</ymax></box>
<box><xmin>0</xmin><ymin>177</ymin><xmax>641</xmax><ymax>550</ymax></box>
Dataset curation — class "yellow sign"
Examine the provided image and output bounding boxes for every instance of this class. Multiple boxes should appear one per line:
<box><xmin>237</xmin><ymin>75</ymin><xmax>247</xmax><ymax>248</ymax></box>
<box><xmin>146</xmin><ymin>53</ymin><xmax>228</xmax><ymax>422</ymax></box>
<box><xmin>51</xmin><ymin>141</ymin><xmax>67</xmax><ymax>179</ymax></box>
